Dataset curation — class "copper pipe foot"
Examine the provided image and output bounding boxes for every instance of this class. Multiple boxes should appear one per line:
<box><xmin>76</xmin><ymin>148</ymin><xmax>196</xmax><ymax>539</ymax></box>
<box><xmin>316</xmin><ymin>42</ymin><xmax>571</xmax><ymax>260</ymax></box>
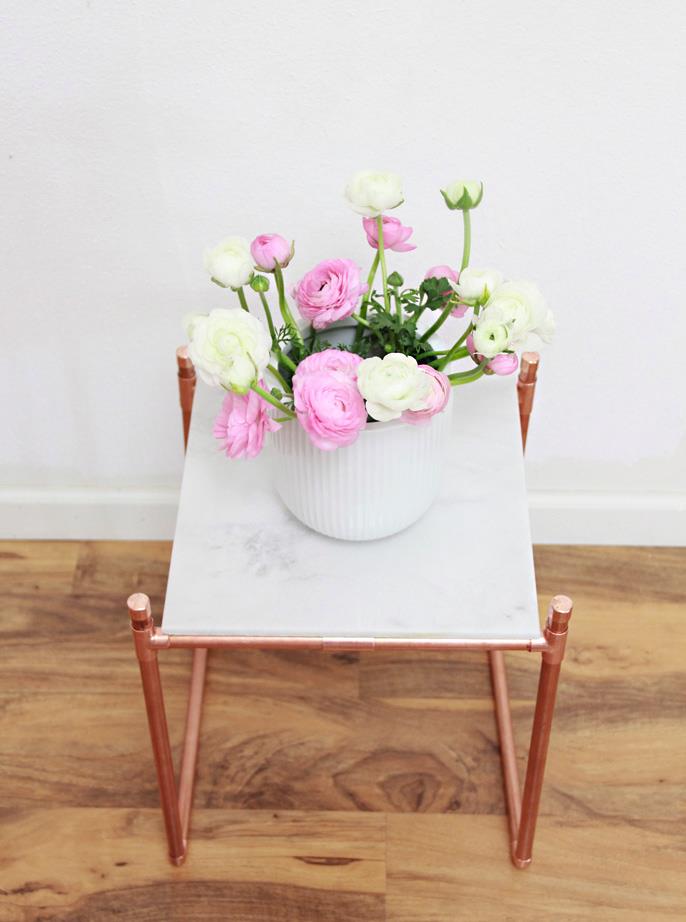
<box><xmin>512</xmin><ymin>852</ymin><xmax>532</xmax><ymax>870</ymax></box>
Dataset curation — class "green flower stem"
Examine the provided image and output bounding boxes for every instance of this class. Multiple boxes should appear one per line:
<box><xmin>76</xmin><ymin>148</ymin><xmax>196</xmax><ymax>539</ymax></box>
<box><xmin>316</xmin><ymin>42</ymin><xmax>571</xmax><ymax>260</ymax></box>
<box><xmin>273</xmin><ymin>264</ymin><xmax>304</xmax><ymax>350</ymax></box>
<box><xmin>360</xmin><ymin>252</ymin><xmax>380</xmax><ymax>320</ymax></box>
<box><xmin>431</xmin><ymin>346</ymin><xmax>468</xmax><ymax>368</ymax></box>
<box><xmin>258</xmin><ymin>291</ymin><xmax>278</xmax><ymax>346</ymax></box>
<box><xmin>376</xmin><ymin>215</ymin><xmax>391</xmax><ymax>313</ymax></box>
<box><xmin>414</xmin><ymin>347</ymin><xmax>452</xmax><ymax>361</ymax></box>
<box><xmin>448</xmin><ymin>360</ymin><xmax>488</xmax><ymax>386</ymax></box>
<box><xmin>456</xmin><ymin>321</ymin><xmax>474</xmax><ymax>348</ymax></box>
<box><xmin>392</xmin><ymin>286</ymin><xmax>402</xmax><ymax>319</ymax></box>
<box><xmin>422</xmin><ymin>301</ymin><xmax>454</xmax><ymax>342</ymax></box>
<box><xmin>354</xmin><ymin>253</ymin><xmax>380</xmax><ymax>350</ymax></box>
<box><xmin>267</xmin><ymin>364</ymin><xmax>291</xmax><ymax>394</ymax></box>
<box><xmin>436</xmin><ymin>322</ymin><xmax>474</xmax><ymax>370</ymax></box>
<box><xmin>351</xmin><ymin>312</ymin><xmax>371</xmax><ymax>328</ymax></box>
<box><xmin>251</xmin><ymin>382</ymin><xmax>296</xmax><ymax>418</ymax></box>
<box><xmin>236</xmin><ymin>288</ymin><xmax>250</xmax><ymax>312</ymax></box>
<box><xmin>256</xmin><ymin>290</ymin><xmax>297</xmax><ymax>372</ymax></box>
<box><xmin>277</xmin><ymin>350</ymin><xmax>297</xmax><ymax>373</ymax></box>
<box><xmin>461</xmin><ymin>209</ymin><xmax>471</xmax><ymax>271</ymax></box>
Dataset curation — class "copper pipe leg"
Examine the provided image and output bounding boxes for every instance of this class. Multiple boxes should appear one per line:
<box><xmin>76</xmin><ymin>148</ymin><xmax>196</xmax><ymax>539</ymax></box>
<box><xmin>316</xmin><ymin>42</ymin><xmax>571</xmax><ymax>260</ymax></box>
<box><xmin>128</xmin><ymin>593</ymin><xmax>186</xmax><ymax>865</ymax></box>
<box><xmin>513</xmin><ymin>595</ymin><xmax>573</xmax><ymax>869</ymax></box>
<box><xmin>178</xmin><ymin>647</ymin><xmax>208</xmax><ymax>842</ymax></box>
<box><xmin>489</xmin><ymin>650</ymin><xmax>521</xmax><ymax>851</ymax></box>
<box><xmin>517</xmin><ymin>351</ymin><xmax>539</xmax><ymax>451</ymax></box>
<box><xmin>176</xmin><ymin>346</ymin><xmax>196</xmax><ymax>451</ymax></box>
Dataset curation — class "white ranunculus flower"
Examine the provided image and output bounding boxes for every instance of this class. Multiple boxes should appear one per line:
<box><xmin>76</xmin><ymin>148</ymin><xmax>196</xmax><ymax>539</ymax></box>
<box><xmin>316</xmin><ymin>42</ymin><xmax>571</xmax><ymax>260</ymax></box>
<box><xmin>357</xmin><ymin>353</ymin><xmax>432</xmax><ymax>422</ymax></box>
<box><xmin>344</xmin><ymin>170</ymin><xmax>404</xmax><ymax>217</ymax></box>
<box><xmin>184</xmin><ymin>308</ymin><xmax>271</xmax><ymax>394</ymax></box>
<box><xmin>484</xmin><ymin>280</ymin><xmax>550</xmax><ymax>347</ymax></box>
<box><xmin>473</xmin><ymin>310</ymin><xmax>513</xmax><ymax>359</ymax></box>
<box><xmin>440</xmin><ymin>180</ymin><xmax>483</xmax><ymax>210</ymax></box>
<box><xmin>451</xmin><ymin>267</ymin><xmax>503</xmax><ymax>305</ymax></box>
<box><xmin>204</xmin><ymin>237</ymin><xmax>254</xmax><ymax>289</ymax></box>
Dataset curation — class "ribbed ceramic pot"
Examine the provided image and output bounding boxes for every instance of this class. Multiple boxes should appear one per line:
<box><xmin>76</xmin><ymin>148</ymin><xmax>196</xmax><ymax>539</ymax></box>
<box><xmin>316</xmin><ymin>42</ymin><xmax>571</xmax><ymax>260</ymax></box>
<box><xmin>271</xmin><ymin>393</ymin><xmax>454</xmax><ymax>541</ymax></box>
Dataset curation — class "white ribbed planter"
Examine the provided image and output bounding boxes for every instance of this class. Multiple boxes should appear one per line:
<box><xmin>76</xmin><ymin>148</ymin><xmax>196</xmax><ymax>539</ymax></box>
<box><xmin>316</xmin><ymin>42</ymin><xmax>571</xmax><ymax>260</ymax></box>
<box><xmin>272</xmin><ymin>393</ymin><xmax>454</xmax><ymax>541</ymax></box>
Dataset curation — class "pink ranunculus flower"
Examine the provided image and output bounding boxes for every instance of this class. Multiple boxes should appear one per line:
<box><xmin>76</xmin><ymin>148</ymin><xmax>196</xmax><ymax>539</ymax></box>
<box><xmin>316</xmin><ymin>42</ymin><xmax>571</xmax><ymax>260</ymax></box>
<box><xmin>424</xmin><ymin>264</ymin><xmax>459</xmax><ymax>285</ymax></box>
<box><xmin>295</xmin><ymin>348</ymin><xmax>362</xmax><ymax>380</ymax></box>
<box><xmin>212</xmin><ymin>384</ymin><xmax>281</xmax><ymax>459</ymax></box>
<box><xmin>292</xmin><ymin>259</ymin><xmax>367</xmax><ymax>331</ymax></box>
<box><xmin>401</xmin><ymin>365</ymin><xmax>451</xmax><ymax>425</ymax></box>
<box><xmin>488</xmin><ymin>352</ymin><xmax>519</xmax><ymax>376</ymax></box>
<box><xmin>467</xmin><ymin>333</ymin><xmax>518</xmax><ymax>376</ymax></box>
<box><xmin>424</xmin><ymin>265</ymin><xmax>468</xmax><ymax>317</ymax></box>
<box><xmin>293</xmin><ymin>365</ymin><xmax>367</xmax><ymax>451</ymax></box>
<box><xmin>362</xmin><ymin>215</ymin><xmax>416</xmax><ymax>252</ymax></box>
<box><xmin>250</xmin><ymin>234</ymin><xmax>293</xmax><ymax>271</ymax></box>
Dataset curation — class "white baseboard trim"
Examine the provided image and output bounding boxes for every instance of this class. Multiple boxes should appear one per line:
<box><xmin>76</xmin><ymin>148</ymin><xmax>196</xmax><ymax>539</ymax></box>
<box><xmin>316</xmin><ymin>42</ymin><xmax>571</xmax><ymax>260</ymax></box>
<box><xmin>0</xmin><ymin>487</ymin><xmax>684</xmax><ymax>545</ymax></box>
<box><xmin>528</xmin><ymin>490</ymin><xmax>685</xmax><ymax>545</ymax></box>
<box><xmin>0</xmin><ymin>488</ymin><xmax>180</xmax><ymax>541</ymax></box>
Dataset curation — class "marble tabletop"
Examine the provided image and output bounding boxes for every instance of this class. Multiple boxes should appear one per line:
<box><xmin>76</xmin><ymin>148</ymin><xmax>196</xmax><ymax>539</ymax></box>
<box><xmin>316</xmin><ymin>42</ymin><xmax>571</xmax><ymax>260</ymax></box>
<box><xmin>162</xmin><ymin>374</ymin><xmax>541</xmax><ymax>641</ymax></box>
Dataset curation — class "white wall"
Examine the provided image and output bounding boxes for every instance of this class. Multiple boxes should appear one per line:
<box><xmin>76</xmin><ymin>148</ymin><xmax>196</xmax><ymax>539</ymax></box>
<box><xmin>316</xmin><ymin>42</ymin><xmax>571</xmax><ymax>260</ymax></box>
<box><xmin>2</xmin><ymin>0</ymin><xmax>685</xmax><ymax>544</ymax></box>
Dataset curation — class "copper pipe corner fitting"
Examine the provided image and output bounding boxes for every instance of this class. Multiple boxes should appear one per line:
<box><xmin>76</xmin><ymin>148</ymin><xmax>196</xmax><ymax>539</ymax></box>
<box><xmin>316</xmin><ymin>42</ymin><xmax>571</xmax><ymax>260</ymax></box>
<box><xmin>150</xmin><ymin>630</ymin><xmax>172</xmax><ymax>649</ymax></box>
<box><xmin>176</xmin><ymin>346</ymin><xmax>195</xmax><ymax>377</ymax></box>
<box><xmin>542</xmin><ymin>595</ymin><xmax>573</xmax><ymax>665</ymax></box>
<box><xmin>519</xmin><ymin>351</ymin><xmax>540</xmax><ymax>385</ymax></box>
<box><xmin>128</xmin><ymin>592</ymin><xmax>152</xmax><ymax>628</ymax></box>
<box><xmin>128</xmin><ymin>593</ymin><xmax>156</xmax><ymax>661</ymax></box>
<box><xmin>517</xmin><ymin>351</ymin><xmax>539</xmax><ymax>414</ymax></box>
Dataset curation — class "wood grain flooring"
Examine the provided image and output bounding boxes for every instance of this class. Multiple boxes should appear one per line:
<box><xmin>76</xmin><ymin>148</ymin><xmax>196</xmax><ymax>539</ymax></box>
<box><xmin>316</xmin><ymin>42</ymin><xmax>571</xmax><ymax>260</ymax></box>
<box><xmin>0</xmin><ymin>541</ymin><xmax>684</xmax><ymax>920</ymax></box>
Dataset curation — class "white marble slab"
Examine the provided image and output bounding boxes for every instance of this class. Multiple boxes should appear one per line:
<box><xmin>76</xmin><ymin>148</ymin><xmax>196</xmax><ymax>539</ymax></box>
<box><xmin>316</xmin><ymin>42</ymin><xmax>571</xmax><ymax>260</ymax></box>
<box><xmin>162</xmin><ymin>374</ymin><xmax>541</xmax><ymax>640</ymax></box>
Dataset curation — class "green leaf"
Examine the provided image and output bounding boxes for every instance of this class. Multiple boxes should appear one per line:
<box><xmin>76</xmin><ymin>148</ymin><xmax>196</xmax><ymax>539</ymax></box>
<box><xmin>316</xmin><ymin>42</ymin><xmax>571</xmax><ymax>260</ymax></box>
<box><xmin>419</xmin><ymin>276</ymin><xmax>453</xmax><ymax>313</ymax></box>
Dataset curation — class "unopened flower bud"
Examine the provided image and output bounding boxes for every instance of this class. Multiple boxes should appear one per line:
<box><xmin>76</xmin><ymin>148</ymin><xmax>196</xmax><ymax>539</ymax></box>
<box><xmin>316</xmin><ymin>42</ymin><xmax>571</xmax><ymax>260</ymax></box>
<box><xmin>251</xmin><ymin>274</ymin><xmax>270</xmax><ymax>293</ymax></box>
<box><xmin>387</xmin><ymin>271</ymin><xmax>404</xmax><ymax>287</ymax></box>
<box><xmin>440</xmin><ymin>180</ymin><xmax>483</xmax><ymax>211</ymax></box>
<box><xmin>250</xmin><ymin>234</ymin><xmax>294</xmax><ymax>272</ymax></box>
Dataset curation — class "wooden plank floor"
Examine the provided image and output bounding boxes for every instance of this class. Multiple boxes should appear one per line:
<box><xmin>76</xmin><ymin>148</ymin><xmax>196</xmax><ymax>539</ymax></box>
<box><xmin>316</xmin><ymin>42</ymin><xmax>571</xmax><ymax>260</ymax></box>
<box><xmin>0</xmin><ymin>542</ymin><xmax>684</xmax><ymax>921</ymax></box>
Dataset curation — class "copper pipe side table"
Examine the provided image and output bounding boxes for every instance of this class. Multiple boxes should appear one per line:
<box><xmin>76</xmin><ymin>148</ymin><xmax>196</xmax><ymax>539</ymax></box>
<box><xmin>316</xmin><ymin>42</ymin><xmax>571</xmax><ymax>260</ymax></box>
<box><xmin>127</xmin><ymin>348</ymin><xmax>572</xmax><ymax>869</ymax></box>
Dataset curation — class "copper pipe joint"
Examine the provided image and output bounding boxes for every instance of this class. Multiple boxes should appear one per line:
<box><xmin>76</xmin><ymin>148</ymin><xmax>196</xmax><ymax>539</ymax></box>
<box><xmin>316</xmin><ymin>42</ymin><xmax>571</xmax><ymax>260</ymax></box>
<box><xmin>517</xmin><ymin>352</ymin><xmax>539</xmax><ymax>414</ymax></box>
<box><xmin>519</xmin><ymin>351</ymin><xmax>539</xmax><ymax>385</ymax></box>
<box><xmin>543</xmin><ymin>595</ymin><xmax>573</xmax><ymax>665</ymax></box>
<box><xmin>176</xmin><ymin>346</ymin><xmax>195</xmax><ymax>378</ymax></box>
<box><xmin>128</xmin><ymin>593</ymin><xmax>157</xmax><ymax>661</ymax></box>
<box><xmin>176</xmin><ymin>348</ymin><xmax>196</xmax><ymax>405</ymax></box>
<box><xmin>176</xmin><ymin>346</ymin><xmax>197</xmax><ymax>449</ymax></box>
<box><xmin>547</xmin><ymin>595</ymin><xmax>573</xmax><ymax>634</ymax></box>
<box><xmin>128</xmin><ymin>592</ymin><xmax>152</xmax><ymax>629</ymax></box>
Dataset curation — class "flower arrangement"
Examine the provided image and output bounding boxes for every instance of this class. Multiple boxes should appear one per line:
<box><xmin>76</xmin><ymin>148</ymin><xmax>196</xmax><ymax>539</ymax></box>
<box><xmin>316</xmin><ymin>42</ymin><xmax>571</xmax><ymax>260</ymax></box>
<box><xmin>184</xmin><ymin>172</ymin><xmax>554</xmax><ymax>459</ymax></box>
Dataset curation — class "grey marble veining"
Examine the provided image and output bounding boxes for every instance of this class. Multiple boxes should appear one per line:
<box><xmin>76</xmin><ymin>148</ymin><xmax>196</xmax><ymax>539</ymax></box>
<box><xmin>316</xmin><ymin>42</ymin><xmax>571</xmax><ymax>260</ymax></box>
<box><xmin>162</xmin><ymin>374</ymin><xmax>541</xmax><ymax>640</ymax></box>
